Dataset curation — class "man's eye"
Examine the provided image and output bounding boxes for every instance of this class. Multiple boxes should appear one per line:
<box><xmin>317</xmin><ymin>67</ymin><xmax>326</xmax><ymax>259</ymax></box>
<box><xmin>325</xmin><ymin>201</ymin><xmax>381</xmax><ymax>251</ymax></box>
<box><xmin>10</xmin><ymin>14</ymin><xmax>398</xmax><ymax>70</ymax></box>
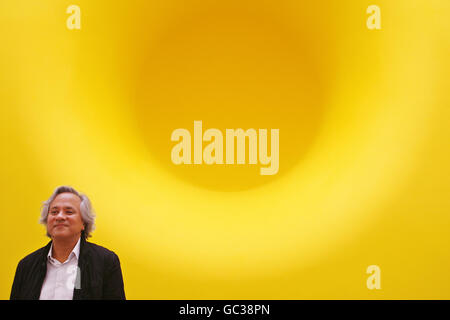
<box><xmin>66</xmin><ymin>211</ymin><xmax>73</xmax><ymax>214</ymax></box>
<box><xmin>50</xmin><ymin>211</ymin><xmax>58</xmax><ymax>215</ymax></box>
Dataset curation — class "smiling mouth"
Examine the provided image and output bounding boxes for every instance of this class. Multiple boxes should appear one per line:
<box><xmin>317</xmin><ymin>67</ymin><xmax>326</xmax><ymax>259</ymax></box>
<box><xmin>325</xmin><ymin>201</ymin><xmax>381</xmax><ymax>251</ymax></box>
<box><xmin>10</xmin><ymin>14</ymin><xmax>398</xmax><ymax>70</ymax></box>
<box><xmin>54</xmin><ymin>225</ymin><xmax>68</xmax><ymax>228</ymax></box>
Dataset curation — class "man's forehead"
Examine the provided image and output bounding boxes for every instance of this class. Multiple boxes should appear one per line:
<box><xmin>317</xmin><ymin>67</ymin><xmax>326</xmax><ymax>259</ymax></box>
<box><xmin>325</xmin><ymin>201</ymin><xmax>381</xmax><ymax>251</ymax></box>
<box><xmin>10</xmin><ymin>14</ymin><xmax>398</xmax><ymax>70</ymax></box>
<box><xmin>50</xmin><ymin>192</ymin><xmax>81</xmax><ymax>206</ymax></box>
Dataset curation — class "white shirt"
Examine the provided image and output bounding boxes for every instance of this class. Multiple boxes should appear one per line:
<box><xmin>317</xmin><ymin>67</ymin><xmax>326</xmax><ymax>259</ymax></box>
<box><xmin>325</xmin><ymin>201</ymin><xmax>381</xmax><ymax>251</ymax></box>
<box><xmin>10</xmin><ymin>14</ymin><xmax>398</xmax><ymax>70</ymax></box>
<box><xmin>39</xmin><ymin>237</ymin><xmax>81</xmax><ymax>300</ymax></box>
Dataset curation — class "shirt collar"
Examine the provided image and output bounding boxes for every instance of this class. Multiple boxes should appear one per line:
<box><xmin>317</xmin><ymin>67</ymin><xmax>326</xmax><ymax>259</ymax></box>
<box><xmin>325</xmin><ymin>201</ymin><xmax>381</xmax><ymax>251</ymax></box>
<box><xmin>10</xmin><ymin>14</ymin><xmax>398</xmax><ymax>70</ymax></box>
<box><xmin>47</xmin><ymin>237</ymin><xmax>81</xmax><ymax>264</ymax></box>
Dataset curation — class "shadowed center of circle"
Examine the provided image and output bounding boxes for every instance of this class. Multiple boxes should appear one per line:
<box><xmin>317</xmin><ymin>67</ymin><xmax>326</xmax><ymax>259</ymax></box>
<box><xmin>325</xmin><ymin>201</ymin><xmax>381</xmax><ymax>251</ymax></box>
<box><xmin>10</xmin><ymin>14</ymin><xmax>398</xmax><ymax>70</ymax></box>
<box><xmin>132</xmin><ymin>6</ymin><xmax>331</xmax><ymax>191</ymax></box>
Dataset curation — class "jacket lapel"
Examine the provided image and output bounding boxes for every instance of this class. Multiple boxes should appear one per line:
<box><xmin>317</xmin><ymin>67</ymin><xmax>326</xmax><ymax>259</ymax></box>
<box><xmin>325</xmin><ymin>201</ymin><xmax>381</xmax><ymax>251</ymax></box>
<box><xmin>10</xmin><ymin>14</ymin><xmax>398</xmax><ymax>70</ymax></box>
<box><xmin>31</xmin><ymin>241</ymin><xmax>51</xmax><ymax>299</ymax></box>
<box><xmin>73</xmin><ymin>237</ymin><xmax>91</xmax><ymax>300</ymax></box>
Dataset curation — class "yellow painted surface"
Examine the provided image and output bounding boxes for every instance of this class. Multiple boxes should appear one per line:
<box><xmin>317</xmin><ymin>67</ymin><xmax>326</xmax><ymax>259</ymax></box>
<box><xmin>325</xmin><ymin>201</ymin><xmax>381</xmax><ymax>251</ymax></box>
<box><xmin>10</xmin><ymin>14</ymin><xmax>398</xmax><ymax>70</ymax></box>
<box><xmin>1</xmin><ymin>0</ymin><xmax>449</xmax><ymax>299</ymax></box>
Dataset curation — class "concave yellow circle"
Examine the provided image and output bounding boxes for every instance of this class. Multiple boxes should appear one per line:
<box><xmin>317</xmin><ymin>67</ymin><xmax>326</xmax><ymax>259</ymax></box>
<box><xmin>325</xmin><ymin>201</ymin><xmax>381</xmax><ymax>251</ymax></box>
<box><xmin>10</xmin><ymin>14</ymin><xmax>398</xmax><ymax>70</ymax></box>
<box><xmin>130</xmin><ymin>4</ymin><xmax>333</xmax><ymax>191</ymax></box>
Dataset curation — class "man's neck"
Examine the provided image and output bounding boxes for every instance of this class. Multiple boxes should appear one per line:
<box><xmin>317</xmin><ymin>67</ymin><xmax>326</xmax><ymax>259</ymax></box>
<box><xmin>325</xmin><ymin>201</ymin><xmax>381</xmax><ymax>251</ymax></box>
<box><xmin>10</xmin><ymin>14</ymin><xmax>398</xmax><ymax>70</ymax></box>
<box><xmin>51</xmin><ymin>235</ymin><xmax>80</xmax><ymax>263</ymax></box>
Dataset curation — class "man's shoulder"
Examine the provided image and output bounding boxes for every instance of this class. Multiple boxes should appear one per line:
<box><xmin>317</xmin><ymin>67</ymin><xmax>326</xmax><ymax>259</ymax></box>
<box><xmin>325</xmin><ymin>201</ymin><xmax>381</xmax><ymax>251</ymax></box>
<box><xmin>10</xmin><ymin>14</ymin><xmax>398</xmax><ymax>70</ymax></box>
<box><xmin>18</xmin><ymin>242</ymin><xmax>50</xmax><ymax>267</ymax></box>
<box><xmin>84</xmin><ymin>241</ymin><xmax>119</xmax><ymax>260</ymax></box>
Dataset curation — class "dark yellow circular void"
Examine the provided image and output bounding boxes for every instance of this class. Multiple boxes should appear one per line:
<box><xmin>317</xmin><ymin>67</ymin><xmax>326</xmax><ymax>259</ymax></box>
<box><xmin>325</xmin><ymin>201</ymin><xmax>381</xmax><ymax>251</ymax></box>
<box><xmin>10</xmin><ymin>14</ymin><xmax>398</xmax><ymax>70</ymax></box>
<box><xmin>131</xmin><ymin>4</ymin><xmax>334</xmax><ymax>191</ymax></box>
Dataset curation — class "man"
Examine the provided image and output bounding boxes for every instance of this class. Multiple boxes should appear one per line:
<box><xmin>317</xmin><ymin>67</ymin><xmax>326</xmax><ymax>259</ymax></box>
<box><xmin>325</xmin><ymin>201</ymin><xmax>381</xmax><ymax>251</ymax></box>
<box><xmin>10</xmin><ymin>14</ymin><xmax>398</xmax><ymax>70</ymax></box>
<box><xmin>10</xmin><ymin>186</ymin><xmax>126</xmax><ymax>300</ymax></box>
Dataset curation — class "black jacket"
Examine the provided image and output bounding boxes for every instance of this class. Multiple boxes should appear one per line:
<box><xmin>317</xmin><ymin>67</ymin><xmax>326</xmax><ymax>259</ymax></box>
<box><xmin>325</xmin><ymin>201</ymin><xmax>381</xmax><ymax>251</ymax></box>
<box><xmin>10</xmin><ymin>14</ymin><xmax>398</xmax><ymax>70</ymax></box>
<box><xmin>10</xmin><ymin>237</ymin><xmax>126</xmax><ymax>300</ymax></box>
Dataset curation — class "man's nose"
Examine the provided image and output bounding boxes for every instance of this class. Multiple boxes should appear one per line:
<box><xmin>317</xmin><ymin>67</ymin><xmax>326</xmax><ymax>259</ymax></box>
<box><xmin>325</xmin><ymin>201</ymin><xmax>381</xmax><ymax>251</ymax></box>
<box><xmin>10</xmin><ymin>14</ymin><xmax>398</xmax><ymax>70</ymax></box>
<box><xmin>55</xmin><ymin>211</ymin><xmax>66</xmax><ymax>220</ymax></box>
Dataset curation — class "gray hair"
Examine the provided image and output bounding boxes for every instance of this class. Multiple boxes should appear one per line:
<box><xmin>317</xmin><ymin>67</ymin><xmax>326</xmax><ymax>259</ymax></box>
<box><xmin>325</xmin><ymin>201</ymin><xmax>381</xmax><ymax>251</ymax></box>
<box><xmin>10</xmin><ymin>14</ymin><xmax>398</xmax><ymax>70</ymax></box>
<box><xmin>39</xmin><ymin>186</ymin><xmax>96</xmax><ymax>239</ymax></box>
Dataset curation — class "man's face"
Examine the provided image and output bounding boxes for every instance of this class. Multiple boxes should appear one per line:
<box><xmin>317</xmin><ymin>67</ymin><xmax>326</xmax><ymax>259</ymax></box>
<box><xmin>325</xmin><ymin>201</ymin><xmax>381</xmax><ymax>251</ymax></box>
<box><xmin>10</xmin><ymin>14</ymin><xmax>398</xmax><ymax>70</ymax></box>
<box><xmin>47</xmin><ymin>192</ymin><xmax>85</xmax><ymax>240</ymax></box>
